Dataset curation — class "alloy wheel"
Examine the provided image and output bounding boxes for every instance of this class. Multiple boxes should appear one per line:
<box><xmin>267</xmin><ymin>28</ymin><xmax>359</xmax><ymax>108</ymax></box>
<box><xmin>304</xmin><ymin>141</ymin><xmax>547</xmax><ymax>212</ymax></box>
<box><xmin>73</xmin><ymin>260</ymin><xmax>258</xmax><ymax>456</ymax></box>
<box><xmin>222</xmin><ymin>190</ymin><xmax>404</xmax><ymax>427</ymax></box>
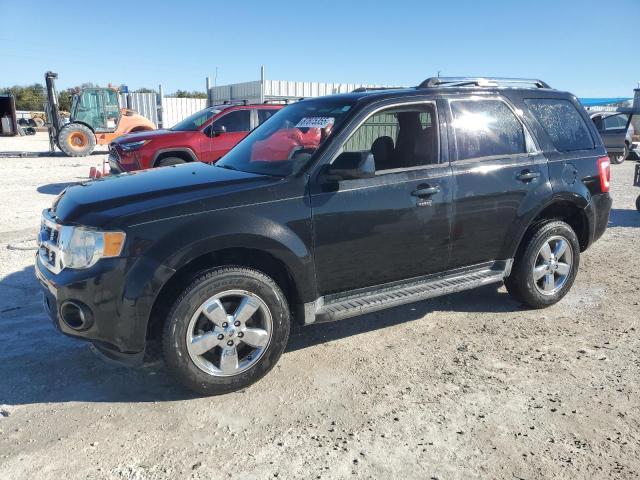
<box><xmin>532</xmin><ymin>235</ymin><xmax>573</xmax><ymax>295</ymax></box>
<box><xmin>186</xmin><ymin>290</ymin><xmax>273</xmax><ymax>377</ymax></box>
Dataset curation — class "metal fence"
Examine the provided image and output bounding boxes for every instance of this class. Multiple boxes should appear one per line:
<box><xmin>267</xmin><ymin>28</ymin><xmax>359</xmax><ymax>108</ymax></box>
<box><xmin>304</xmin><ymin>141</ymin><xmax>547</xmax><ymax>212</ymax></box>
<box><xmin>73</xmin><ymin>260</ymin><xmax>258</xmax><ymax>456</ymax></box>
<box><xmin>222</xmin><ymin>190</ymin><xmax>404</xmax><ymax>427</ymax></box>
<box><xmin>116</xmin><ymin>93</ymin><xmax>208</xmax><ymax>129</ymax></box>
<box><xmin>162</xmin><ymin>97</ymin><xmax>207</xmax><ymax>128</ymax></box>
<box><xmin>209</xmin><ymin>80</ymin><xmax>398</xmax><ymax>104</ymax></box>
<box><xmin>118</xmin><ymin>92</ymin><xmax>158</xmax><ymax>125</ymax></box>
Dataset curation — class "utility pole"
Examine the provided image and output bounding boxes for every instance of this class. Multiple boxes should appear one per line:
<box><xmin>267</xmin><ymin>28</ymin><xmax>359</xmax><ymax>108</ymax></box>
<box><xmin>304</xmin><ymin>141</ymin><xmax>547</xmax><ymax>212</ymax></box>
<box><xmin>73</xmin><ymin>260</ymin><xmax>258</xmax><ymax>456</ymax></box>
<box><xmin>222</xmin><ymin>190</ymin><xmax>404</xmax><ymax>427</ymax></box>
<box><xmin>206</xmin><ymin>76</ymin><xmax>212</xmax><ymax>107</ymax></box>
<box><xmin>260</xmin><ymin>65</ymin><xmax>266</xmax><ymax>103</ymax></box>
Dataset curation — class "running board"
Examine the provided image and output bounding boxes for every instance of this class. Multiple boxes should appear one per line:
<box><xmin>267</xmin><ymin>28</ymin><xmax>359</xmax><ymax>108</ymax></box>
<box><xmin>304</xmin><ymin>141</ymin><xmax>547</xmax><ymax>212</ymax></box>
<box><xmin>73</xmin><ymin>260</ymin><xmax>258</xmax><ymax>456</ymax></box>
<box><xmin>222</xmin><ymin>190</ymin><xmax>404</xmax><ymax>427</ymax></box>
<box><xmin>305</xmin><ymin>260</ymin><xmax>512</xmax><ymax>324</ymax></box>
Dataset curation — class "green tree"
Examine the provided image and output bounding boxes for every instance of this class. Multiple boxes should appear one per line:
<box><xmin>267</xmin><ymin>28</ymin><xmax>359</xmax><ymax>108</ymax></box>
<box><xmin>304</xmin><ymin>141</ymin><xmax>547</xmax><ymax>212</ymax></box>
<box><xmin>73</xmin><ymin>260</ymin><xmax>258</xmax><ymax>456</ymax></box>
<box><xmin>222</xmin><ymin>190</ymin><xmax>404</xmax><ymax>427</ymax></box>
<box><xmin>133</xmin><ymin>87</ymin><xmax>156</xmax><ymax>93</ymax></box>
<box><xmin>171</xmin><ymin>90</ymin><xmax>207</xmax><ymax>99</ymax></box>
<box><xmin>58</xmin><ymin>90</ymin><xmax>72</xmax><ymax>112</ymax></box>
<box><xmin>0</xmin><ymin>83</ymin><xmax>46</xmax><ymax>110</ymax></box>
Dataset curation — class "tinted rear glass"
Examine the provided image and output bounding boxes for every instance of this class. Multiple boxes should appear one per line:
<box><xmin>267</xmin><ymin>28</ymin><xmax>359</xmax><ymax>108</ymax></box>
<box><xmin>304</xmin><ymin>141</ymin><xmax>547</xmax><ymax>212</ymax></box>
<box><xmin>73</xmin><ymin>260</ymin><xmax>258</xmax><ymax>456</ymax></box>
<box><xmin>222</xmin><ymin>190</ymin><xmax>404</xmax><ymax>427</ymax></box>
<box><xmin>524</xmin><ymin>99</ymin><xmax>594</xmax><ymax>152</ymax></box>
<box><xmin>451</xmin><ymin>99</ymin><xmax>525</xmax><ymax>160</ymax></box>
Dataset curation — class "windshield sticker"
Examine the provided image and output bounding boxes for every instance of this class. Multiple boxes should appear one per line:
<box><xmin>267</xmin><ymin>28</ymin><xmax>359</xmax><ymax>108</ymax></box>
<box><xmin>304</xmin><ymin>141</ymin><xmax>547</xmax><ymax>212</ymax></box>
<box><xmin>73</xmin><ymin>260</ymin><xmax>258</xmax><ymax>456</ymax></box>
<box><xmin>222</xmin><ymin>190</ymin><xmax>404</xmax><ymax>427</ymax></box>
<box><xmin>295</xmin><ymin>117</ymin><xmax>335</xmax><ymax>129</ymax></box>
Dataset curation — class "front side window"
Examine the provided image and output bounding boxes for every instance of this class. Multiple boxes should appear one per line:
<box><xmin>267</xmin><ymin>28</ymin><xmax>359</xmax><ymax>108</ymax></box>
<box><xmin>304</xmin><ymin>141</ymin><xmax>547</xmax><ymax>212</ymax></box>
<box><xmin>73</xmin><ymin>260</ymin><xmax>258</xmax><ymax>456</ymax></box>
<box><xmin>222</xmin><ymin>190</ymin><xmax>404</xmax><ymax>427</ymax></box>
<box><xmin>603</xmin><ymin>113</ymin><xmax>629</xmax><ymax>131</ymax></box>
<box><xmin>451</xmin><ymin>99</ymin><xmax>526</xmax><ymax>160</ymax></box>
<box><xmin>524</xmin><ymin>98</ymin><xmax>594</xmax><ymax>152</ymax></box>
<box><xmin>212</xmin><ymin>109</ymin><xmax>251</xmax><ymax>133</ymax></box>
<box><xmin>340</xmin><ymin>104</ymin><xmax>438</xmax><ymax>171</ymax></box>
<box><xmin>215</xmin><ymin>98</ymin><xmax>355</xmax><ymax>177</ymax></box>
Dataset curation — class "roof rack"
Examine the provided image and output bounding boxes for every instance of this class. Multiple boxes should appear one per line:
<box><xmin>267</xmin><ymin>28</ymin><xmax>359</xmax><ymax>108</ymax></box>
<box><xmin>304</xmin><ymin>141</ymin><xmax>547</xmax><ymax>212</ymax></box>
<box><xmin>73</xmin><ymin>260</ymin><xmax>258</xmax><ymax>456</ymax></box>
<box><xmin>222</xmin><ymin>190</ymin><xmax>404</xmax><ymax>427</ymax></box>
<box><xmin>351</xmin><ymin>86</ymin><xmax>405</xmax><ymax>93</ymax></box>
<box><xmin>418</xmin><ymin>77</ymin><xmax>551</xmax><ymax>89</ymax></box>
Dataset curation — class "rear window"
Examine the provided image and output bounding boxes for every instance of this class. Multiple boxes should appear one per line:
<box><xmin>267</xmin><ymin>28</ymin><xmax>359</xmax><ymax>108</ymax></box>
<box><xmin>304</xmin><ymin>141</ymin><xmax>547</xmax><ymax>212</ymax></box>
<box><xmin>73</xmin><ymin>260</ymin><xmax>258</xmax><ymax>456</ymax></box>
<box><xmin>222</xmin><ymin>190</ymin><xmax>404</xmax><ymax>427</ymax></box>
<box><xmin>524</xmin><ymin>99</ymin><xmax>594</xmax><ymax>152</ymax></box>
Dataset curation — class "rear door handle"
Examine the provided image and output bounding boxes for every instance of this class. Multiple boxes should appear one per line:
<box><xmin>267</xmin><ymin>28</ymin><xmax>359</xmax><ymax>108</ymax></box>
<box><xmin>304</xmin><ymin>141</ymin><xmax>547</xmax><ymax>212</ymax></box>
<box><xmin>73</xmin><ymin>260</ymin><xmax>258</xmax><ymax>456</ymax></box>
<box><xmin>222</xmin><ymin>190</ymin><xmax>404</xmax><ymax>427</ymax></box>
<box><xmin>411</xmin><ymin>185</ymin><xmax>441</xmax><ymax>197</ymax></box>
<box><xmin>516</xmin><ymin>170</ymin><xmax>541</xmax><ymax>182</ymax></box>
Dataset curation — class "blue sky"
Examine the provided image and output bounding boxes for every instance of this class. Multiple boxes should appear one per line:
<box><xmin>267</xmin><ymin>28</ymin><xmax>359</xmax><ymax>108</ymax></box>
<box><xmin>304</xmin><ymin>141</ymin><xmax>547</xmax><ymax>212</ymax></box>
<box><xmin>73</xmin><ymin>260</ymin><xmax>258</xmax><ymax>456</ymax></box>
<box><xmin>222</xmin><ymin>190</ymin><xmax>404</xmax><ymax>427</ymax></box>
<box><xmin>0</xmin><ymin>0</ymin><xmax>638</xmax><ymax>97</ymax></box>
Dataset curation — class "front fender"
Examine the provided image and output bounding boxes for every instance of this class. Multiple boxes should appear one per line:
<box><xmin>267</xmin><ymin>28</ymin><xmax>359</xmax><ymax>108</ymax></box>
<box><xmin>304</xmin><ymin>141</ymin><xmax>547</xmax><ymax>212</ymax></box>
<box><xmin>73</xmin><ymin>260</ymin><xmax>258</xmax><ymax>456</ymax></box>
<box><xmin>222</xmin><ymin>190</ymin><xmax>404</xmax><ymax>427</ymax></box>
<box><xmin>130</xmin><ymin>201</ymin><xmax>316</xmax><ymax>308</ymax></box>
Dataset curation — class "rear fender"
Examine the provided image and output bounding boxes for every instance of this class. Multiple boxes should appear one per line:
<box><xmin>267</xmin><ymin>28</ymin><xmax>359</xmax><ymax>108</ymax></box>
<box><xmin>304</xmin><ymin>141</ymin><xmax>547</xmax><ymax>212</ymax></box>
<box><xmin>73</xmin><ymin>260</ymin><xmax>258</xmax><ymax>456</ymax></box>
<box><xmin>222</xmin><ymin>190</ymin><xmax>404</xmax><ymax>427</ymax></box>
<box><xmin>507</xmin><ymin>193</ymin><xmax>590</xmax><ymax>258</ymax></box>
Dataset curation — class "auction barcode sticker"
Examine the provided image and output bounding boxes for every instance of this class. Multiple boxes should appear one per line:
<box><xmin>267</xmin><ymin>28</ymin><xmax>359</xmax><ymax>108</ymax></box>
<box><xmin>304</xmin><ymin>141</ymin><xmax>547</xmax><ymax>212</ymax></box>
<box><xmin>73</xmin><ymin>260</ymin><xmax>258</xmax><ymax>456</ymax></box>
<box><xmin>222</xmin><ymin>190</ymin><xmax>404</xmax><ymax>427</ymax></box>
<box><xmin>295</xmin><ymin>117</ymin><xmax>335</xmax><ymax>128</ymax></box>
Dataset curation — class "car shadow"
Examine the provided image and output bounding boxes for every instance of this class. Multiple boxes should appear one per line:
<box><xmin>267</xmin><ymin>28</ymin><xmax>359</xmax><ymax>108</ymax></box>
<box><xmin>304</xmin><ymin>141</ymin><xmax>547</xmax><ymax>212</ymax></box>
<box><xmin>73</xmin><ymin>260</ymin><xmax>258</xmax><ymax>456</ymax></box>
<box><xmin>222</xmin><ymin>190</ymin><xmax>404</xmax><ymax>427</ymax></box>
<box><xmin>609</xmin><ymin>208</ymin><xmax>640</xmax><ymax>228</ymax></box>
<box><xmin>36</xmin><ymin>182</ymin><xmax>80</xmax><ymax>195</ymax></box>
<box><xmin>0</xmin><ymin>262</ymin><xmax>520</xmax><ymax>406</ymax></box>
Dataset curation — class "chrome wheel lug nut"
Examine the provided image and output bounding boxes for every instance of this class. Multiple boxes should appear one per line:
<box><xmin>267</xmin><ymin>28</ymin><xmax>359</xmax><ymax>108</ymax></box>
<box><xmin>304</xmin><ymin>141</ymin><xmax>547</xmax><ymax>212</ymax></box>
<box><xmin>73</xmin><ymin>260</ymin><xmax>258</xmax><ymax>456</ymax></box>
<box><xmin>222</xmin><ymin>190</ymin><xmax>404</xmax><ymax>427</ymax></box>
<box><xmin>234</xmin><ymin>321</ymin><xmax>241</xmax><ymax>327</ymax></box>
<box><xmin>227</xmin><ymin>340</ymin><xmax>234</xmax><ymax>346</ymax></box>
<box><xmin>217</xmin><ymin>333</ymin><xmax>224</xmax><ymax>340</ymax></box>
<box><xmin>222</xmin><ymin>322</ymin><xmax>228</xmax><ymax>328</ymax></box>
<box><xmin>237</xmin><ymin>331</ymin><xmax>244</xmax><ymax>338</ymax></box>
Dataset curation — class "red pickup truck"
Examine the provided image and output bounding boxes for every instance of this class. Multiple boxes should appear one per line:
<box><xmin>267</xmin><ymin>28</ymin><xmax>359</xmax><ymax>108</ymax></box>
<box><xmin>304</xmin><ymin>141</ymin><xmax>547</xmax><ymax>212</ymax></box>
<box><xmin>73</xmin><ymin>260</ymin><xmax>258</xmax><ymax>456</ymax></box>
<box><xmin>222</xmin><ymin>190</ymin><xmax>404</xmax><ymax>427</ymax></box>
<box><xmin>108</xmin><ymin>103</ymin><xmax>283</xmax><ymax>173</ymax></box>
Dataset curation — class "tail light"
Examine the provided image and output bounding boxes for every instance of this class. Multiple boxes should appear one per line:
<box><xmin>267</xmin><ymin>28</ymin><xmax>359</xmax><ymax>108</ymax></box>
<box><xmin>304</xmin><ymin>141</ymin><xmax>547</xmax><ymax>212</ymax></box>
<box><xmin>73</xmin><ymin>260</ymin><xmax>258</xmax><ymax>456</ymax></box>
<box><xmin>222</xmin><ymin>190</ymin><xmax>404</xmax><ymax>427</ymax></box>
<box><xmin>597</xmin><ymin>156</ymin><xmax>610</xmax><ymax>193</ymax></box>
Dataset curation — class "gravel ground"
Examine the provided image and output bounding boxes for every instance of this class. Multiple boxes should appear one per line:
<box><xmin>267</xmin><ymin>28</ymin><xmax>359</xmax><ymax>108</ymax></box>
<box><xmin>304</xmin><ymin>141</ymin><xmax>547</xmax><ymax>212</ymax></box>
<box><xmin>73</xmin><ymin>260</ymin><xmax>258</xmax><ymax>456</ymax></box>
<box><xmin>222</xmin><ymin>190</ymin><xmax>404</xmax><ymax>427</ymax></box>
<box><xmin>0</xmin><ymin>133</ymin><xmax>639</xmax><ymax>480</ymax></box>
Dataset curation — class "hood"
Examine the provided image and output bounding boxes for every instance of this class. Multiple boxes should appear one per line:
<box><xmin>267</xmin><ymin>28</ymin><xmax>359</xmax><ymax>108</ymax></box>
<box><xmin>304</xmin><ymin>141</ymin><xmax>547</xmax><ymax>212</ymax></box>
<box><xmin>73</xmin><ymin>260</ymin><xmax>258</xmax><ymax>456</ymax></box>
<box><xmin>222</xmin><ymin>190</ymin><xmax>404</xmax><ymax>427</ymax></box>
<box><xmin>52</xmin><ymin>162</ymin><xmax>277</xmax><ymax>226</ymax></box>
<box><xmin>113</xmin><ymin>128</ymin><xmax>189</xmax><ymax>144</ymax></box>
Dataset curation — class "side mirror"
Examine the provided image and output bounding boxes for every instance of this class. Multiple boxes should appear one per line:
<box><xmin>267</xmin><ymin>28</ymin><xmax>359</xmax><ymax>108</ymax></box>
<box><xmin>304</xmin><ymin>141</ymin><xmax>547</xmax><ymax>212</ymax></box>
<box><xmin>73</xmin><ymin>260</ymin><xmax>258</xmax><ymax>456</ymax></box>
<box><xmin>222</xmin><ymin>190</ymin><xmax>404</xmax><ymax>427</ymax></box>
<box><xmin>210</xmin><ymin>124</ymin><xmax>226</xmax><ymax>137</ymax></box>
<box><xmin>323</xmin><ymin>151</ymin><xmax>375</xmax><ymax>181</ymax></box>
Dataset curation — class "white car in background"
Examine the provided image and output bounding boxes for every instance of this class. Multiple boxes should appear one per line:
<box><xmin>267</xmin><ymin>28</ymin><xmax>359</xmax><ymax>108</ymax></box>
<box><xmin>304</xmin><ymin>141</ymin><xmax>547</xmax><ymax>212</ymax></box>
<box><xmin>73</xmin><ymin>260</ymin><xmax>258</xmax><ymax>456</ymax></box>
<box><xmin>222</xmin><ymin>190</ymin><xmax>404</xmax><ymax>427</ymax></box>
<box><xmin>590</xmin><ymin>111</ymin><xmax>636</xmax><ymax>164</ymax></box>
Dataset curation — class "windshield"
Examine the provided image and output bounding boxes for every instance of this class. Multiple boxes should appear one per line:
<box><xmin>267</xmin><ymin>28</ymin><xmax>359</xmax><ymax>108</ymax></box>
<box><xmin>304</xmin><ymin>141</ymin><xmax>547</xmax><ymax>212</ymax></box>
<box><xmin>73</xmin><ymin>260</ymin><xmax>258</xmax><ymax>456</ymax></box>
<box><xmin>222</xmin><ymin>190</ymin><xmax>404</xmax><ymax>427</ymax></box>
<box><xmin>171</xmin><ymin>108</ymin><xmax>220</xmax><ymax>131</ymax></box>
<box><xmin>216</xmin><ymin>99</ymin><xmax>356</xmax><ymax>176</ymax></box>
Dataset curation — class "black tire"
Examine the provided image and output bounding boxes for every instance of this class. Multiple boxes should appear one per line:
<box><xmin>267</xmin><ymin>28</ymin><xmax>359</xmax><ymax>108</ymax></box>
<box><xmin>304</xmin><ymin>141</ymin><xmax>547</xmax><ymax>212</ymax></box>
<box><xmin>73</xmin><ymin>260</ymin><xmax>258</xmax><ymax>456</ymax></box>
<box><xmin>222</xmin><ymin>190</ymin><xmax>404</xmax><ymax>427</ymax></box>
<box><xmin>609</xmin><ymin>144</ymin><xmax>627</xmax><ymax>165</ymax></box>
<box><xmin>636</xmin><ymin>195</ymin><xmax>640</xmax><ymax>212</ymax></box>
<box><xmin>157</xmin><ymin>157</ymin><xmax>186</xmax><ymax>167</ymax></box>
<box><xmin>505</xmin><ymin>220</ymin><xmax>580</xmax><ymax>309</ymax></box>
<box><xmin>162</xmin><ymin>267</ymin><xmax>290</xmax><ymax>396</ymax></box>
<box><xmin>58</xmin><ymin>123</ymin><xmax>96</xmax><ymax>157</ymax></box>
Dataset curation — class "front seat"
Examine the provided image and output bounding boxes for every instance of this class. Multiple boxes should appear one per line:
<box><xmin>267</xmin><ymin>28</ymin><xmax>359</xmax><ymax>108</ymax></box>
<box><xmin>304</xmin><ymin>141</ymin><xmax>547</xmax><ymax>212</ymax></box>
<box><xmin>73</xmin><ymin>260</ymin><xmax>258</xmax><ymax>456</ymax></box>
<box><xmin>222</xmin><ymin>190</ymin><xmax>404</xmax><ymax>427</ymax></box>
<box><xmin>371</xmin><ymin>136</ymin><xmax>395</xmax><ymax>171</ymax></box>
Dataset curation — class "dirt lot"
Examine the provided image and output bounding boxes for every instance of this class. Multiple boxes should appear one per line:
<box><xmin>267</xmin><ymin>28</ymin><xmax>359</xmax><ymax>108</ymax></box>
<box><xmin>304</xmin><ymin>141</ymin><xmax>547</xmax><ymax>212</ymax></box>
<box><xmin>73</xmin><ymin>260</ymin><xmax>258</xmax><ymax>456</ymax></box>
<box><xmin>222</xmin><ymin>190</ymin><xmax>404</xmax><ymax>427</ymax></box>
<box><xmin>0</xmin><ymin>133</ymin><xmax>639</xmax><ymax>480</ymax></box>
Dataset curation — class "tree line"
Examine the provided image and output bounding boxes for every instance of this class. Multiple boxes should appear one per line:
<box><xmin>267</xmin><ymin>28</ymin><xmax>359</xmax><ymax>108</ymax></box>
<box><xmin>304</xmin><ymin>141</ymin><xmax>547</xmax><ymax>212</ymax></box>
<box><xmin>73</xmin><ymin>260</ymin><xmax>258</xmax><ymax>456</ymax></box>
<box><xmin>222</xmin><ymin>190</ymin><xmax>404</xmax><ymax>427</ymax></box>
<box><xmin>0</xmin><ymin>84</ymin><xmax>207</xmax><ymax>111</ymax></box>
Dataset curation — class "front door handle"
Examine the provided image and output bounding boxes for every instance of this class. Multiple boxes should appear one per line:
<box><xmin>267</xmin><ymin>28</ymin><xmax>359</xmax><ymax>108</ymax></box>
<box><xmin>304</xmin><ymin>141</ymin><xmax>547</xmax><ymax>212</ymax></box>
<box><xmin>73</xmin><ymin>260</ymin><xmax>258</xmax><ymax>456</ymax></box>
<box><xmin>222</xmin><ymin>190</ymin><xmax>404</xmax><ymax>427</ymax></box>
<box><xmin>411</xmin><ymin>185</ymin><xmax>441</xmax><ymax>197</ymax></box>
<box><xmin>516</xmin><ymin>170</ymin><xmax>541</xmax><ymax>182</ymax></box>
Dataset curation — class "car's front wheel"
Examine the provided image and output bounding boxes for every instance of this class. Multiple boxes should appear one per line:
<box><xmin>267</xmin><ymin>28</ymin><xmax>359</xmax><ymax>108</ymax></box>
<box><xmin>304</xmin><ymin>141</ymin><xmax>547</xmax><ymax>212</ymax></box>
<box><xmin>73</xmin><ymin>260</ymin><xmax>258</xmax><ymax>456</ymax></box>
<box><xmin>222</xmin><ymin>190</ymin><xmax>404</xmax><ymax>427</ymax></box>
<box><xmin>157</xmin><ymin>157</ymin><xmax>186</xmax><ymax>167</ymax></box>
<box><xmin>505</xmin><ymin>220</ymin><xmax>580</xmax><ymax>308</ymax></box>
<box><xmin>162</xmin><ymin>267</ymin><xmax>290</xmax><ymax>395</ymax></box>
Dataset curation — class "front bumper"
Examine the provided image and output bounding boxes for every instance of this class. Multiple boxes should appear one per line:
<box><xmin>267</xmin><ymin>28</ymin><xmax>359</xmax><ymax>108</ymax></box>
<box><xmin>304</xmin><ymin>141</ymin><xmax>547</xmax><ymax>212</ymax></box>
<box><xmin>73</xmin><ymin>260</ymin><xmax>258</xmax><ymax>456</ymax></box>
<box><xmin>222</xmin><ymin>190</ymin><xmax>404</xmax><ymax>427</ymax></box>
<box><xmin>35</xmin><ymin>254</ymin><xmax>146</xmax><ymax>365</ymax></box>
<box><xmin>108</xmin><ymin>147</ymin><xmax>140</xmax><ymax>174</ymax></box>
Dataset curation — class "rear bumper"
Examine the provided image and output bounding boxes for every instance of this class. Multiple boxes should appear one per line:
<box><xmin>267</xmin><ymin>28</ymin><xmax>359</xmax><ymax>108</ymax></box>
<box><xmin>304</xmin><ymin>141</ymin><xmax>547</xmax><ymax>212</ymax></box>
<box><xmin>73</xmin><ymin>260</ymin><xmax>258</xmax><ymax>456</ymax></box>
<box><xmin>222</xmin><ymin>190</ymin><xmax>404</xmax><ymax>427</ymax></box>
<box><xmin>585</xmin><ymin>192</ymin><xmax>612</xmax><ymax>248</ymax></box>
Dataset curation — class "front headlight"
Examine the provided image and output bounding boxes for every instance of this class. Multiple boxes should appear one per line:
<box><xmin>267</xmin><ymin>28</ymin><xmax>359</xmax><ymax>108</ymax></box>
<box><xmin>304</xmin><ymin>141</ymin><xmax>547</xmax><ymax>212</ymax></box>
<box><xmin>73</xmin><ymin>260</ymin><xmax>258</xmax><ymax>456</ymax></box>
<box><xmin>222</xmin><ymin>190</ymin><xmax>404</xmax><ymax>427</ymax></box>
<box><xmin>60</xmin><ymin>227</ymin><xmax>126</xmax><ymax>269</ymax></box>
<box><xmin>120</xmin><ymin>140</ymin><xmax>149</xmax><ymax>151</ymax></box>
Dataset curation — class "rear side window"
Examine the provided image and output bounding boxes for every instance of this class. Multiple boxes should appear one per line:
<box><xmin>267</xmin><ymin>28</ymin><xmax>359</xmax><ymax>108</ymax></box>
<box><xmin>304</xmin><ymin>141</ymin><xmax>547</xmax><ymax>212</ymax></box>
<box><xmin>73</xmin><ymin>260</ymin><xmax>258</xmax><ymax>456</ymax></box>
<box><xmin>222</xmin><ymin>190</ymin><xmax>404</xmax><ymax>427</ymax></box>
<box><xmin>258</xmin><ymin>109</ymin><xmax>278</xmax><ymax>125</ymax></box>
<box><xmin>524</xmin><ymin>99</ymin><xmax>594</xmax><ymax>152</ymax></box>
<box><xmin>450</xmin><ymin>99</ymin><xmax>526</xmax><ymax>160</ymax></box>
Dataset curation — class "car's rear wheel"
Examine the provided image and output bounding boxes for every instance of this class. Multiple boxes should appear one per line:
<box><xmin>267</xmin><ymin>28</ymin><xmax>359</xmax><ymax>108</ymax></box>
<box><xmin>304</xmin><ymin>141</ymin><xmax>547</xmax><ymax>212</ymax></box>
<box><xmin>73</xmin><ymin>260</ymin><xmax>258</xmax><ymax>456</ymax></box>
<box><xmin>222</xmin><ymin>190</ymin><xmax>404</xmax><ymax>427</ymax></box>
<box><xmin>609</xmin><ymin>144</ymin><xmax>628</xmax><ymax>165</ymax></box>
<box><xmin>505</xmin><ymin>220</ymin><xmax>580</xmax><ymax>308</ymax></box>
<box><xmin>162</xmin><ymin>267</ymin><xmax>290</xmax><ymax>395</ymax></box>
<box><xmin>157</xmin><ymin>157</ymin><xmax>186</xmax><ymax>167</ymax></box>
<box><xmin>636</xmin><ymin>195</ymin><xmax>640</xmax><ymax>212</ymax></box>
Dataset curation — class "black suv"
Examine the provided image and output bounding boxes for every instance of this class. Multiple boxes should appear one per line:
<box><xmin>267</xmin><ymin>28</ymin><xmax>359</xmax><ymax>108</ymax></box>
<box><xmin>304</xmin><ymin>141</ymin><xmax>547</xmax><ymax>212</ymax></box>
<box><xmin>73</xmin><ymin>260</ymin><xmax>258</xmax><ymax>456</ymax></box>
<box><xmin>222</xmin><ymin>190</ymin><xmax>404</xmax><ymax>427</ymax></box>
<box><xmin>36</xmin><ymin>77</ymin><xmax>612</xmax><ymax>395</ymax></box>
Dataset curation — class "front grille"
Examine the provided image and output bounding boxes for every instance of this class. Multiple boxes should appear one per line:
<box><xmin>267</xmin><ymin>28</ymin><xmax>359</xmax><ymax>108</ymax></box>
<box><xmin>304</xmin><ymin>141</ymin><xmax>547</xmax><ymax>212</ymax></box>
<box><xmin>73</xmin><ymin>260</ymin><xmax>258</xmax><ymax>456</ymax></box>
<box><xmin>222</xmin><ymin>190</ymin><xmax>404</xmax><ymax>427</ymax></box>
<box><xmin>108</xmin><ymin>147</ymin><xmax>120</xmax><ymax>163</ymax></box>
<box><xmin>38</xmin><ymin>210</ymin><xmax>67</xmax><ymax>274</ymax></box>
